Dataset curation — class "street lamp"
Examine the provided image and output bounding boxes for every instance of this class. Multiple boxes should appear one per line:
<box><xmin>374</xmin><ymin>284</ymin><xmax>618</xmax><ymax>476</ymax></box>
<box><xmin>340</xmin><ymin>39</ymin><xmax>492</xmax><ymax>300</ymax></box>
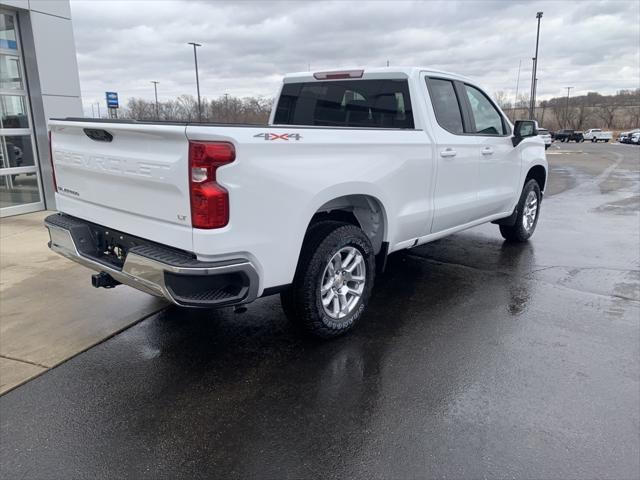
<box><xmin>564</xmin><ymin>86</ymin><xmax>574</xmax><ymax>128</ymax></box>
<box><xmin>151</xmin><ymin>81</ymin><xmax>160</xmax><ymax>120</ymax></box>
<box><xmin>529</xmin><ymin>11</ymin><xmax>543</xmax><ymax>120</ymax></box>
<box><xmin>187</xmin><ymin>42</ymin><xmax>202</xmax><ymax>121</ymax></box>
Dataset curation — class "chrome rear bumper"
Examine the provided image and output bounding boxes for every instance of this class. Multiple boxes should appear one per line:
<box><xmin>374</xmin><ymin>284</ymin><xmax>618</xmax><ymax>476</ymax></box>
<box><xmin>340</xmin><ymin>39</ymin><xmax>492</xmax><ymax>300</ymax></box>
<box><xmin>45</xmin><ymin>214</ymin><xmax>259</xmax><ymax>308</ymax></box>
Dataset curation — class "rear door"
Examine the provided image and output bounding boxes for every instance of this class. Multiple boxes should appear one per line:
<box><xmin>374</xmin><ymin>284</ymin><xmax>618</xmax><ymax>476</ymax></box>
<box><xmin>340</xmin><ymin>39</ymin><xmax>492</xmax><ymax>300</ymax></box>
<box><xmin>49</xmin><ymin>120</ymin><xmax>193</xmax><ymax>250</ymax></box>
<box><xmin>459</xmin><ymin>83</ymin><xmax>520</xmax><ymax>218</ymax></box>
<box><xmin>424</xmin><ymin>76</ymin><xmax>479</xmax><ymax>233</ymax></box>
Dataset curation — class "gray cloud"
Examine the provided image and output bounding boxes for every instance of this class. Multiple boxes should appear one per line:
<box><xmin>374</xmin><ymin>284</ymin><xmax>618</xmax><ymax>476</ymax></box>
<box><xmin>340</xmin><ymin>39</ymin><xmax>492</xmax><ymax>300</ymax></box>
<box><xmin>70</xmin><ymin>0</ymin><xmax>640</xmax><ymax>115</ymax></box>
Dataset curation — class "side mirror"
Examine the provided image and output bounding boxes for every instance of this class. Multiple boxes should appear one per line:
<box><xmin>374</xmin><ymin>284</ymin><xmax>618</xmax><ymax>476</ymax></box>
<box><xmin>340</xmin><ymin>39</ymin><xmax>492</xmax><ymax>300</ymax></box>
<box><xmin>512</xmin><ymin>120</ymin><xmax>538</xmax><ymax>147</ymax></box>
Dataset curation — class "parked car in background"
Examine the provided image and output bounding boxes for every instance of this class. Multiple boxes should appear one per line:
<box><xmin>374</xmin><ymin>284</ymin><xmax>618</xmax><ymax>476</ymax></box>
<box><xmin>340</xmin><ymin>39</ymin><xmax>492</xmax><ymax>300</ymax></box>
<box><xmin>583</xmin><ymin>128</ymin><xmax>612</xmax><ymax>143</ymax></box>
<box><xmin>554</xmin><ymin>129</ymin><xmax>584</xmax><ymax>143</ymax></box>
<box><xmin>45</xmin><ymin>66</ymin><xmax>547</xmax><ymax>338</ymax></box>
<box><xmin>537</xmin><ymin>127</ymin><xmax>552</xmax><ymax>149</ymax></box>
<box><xmin>620</xmin><ymin>129</ymin><xmax>640</xmax><ymax>143</ymax></box>
<box><xmin>630</xmin><ymin>132</ymin><xmax>640</xmax><ymax>145</ymax></box>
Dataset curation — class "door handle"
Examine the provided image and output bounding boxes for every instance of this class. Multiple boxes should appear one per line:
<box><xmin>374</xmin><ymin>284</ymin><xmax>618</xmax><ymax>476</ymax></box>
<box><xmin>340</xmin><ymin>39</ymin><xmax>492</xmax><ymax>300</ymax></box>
<box><xmin>440</xmin><ymin>148</ymin><xmax>457</xmax><ymax>158</ymax></box>
<box><xmin>481</xmin><ymin>147</ymin><xmax>494</xmax><ymax>155</ymax></box>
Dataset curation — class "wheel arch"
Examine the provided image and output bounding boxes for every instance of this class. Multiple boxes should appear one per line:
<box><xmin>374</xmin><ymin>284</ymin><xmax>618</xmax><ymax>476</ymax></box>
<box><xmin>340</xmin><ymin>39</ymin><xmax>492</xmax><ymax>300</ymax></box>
<box><xmin>525</xmin><ymin>164</ymin><xmax>547</xmax><ymax>192</ymax></box>
<box><xmin>307</xmin><ymin>193</ymin><xmax>388</xmax><ymax>256</ymax></box>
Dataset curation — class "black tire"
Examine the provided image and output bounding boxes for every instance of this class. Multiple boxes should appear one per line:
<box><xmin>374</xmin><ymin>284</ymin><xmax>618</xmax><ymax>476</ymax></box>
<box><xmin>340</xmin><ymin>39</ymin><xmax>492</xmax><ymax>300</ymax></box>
<box><xmin>591</xmin><ymin>138</ymin><xmax>596</xmax><ymax>143</ymax></box>
<box><xmin>605</xmin><ymin>139</ymin><xmax>609</xmax><ymax>143</ymax></box>
<box><xmin>281</xmin><ymin>221</ymin><xmax>375</xmax><ymax>338</ymax></box>
<box><xmin>499</xmin><ymin>179</ymin><xmax>542</xmax><ymax>242</ymax></box>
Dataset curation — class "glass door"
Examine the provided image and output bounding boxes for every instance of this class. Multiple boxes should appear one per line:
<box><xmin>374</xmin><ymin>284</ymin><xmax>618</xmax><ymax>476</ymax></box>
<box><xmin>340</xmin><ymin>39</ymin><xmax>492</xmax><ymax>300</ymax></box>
<box><xmin>0</xmin><ymin>10</ymin><xmax>44</xmax><ymax>217</ymax></box>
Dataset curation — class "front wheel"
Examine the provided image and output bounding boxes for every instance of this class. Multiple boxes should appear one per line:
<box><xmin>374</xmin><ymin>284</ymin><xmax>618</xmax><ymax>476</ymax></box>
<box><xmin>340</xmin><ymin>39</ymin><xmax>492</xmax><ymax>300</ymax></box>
<box><xmin>499</xmin><ymin>179</ymin><xmax>542</xmax><ymax>242</ymax></box>
<box><xmin>281</xmin><ymin>221</ymin><xmax>375</xmax><ymax>338</ymax></box>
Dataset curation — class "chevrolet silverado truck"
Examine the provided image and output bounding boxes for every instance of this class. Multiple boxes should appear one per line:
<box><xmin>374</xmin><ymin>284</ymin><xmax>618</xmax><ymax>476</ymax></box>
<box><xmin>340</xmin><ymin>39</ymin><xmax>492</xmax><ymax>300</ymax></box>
<box><xmin>46</xmin><ymin>67</ymin><xmax>547</xmax><ymax>338</ymax></box>
<box><xmin>583</xmin><ymin>128</ymin><xmax>612</xmax><ymax>143</ymax></box>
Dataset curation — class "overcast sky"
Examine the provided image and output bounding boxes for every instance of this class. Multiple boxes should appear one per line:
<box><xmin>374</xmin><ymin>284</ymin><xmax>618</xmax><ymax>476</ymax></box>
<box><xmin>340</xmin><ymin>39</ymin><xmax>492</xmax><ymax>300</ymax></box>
<box><xmin>70</xmin><ymin>0</ymin><xmax>639</xmax><ymax>114</ymax></box>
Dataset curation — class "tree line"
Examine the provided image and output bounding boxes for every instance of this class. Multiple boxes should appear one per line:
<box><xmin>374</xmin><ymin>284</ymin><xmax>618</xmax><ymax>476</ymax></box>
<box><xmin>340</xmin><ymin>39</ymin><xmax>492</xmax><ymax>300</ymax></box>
<box><xmin>497</xmin><ymin>89</ymin><xmax>640</xmax><ymax>131</ymax></box>
<box><xmin>121</xmin><ymin>95</ymin><xmax>273</xmax><ymax>123</ymax></box>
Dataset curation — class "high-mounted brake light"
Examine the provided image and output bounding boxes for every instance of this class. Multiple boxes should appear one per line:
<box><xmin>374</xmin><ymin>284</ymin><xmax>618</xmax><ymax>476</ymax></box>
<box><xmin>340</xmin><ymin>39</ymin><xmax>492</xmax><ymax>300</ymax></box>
<box><xmin>313</xmin><ymin>69</ymin><xmax>364</xmax><ymax>80</ymax></box>
<box><xmin>49</xmin><ymin>130</ymin><xmax>57</xmax><ymax>193</ymax></box>
<box><xmin>188</xmin><ymin>141</ymin><xmax>235</xmax><ymax>229</ymax></box>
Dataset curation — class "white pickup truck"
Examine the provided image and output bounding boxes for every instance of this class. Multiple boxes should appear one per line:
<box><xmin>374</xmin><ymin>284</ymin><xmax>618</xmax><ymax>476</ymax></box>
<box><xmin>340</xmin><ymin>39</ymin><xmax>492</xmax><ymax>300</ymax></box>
<box><xmin>46</xmin><ymin>67</ymin><xmax>547</xmax><ymax>338</ymax></box>
<box><xmin>583</xmin><ymin>128</ymin><xmax>612</xmax><ymax>142</ymax></box>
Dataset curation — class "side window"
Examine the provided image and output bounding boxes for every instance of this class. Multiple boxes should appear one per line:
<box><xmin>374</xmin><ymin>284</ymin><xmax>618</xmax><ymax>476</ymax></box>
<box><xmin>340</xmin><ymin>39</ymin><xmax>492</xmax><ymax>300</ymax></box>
<box><xmin>464</xmin><ymin>84</ymin><xmax>506</xmax><ymax>135</ymax></box>
<box><xmin>425</xmin><ymin>78</ymin><xmax>464</xmax><ymax>134</ymax></box>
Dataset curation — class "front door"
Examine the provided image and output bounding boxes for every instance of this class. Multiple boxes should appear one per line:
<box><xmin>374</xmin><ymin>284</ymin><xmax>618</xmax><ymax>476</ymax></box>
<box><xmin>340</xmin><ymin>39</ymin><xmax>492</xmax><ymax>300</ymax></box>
<box><xmin>461</xmin><ymin>83</ymin><xmax>520</xmax><ymax>218</ymax></box>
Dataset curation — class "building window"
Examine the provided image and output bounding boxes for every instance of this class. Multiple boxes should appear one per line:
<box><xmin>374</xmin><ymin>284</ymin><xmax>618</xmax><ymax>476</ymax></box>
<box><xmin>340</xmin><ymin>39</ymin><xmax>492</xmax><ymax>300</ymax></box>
<box><xmin>0</xmin><ymin>10</ymin><xmax>44</xmax><ymax>216</ymax></box>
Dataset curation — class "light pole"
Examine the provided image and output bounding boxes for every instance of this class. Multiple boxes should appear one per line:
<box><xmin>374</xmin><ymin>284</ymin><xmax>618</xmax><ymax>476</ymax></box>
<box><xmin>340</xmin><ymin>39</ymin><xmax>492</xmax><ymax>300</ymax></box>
<box><xmin>514</xmin><ymin>59</ymin><xmax>522</xmax><ymax>111</ymax></box>
<box><xmin>151</xmin><ymin>81</ymin><xmax>160</xmax><ymax>120</ymax></box>
<box><xmin>529</xmin><ymin>11</ymin><xmax>543</xmax><ymax>120</ymax></box>
<box><xmin>188</xmin><ymin>42</ymin><xmax>202</xmax><ymax>121</ymax></box>
<box><xmin>564</xmin><ymin>86</ymin><xmax>573</xmax><ymax>128</ymax></box>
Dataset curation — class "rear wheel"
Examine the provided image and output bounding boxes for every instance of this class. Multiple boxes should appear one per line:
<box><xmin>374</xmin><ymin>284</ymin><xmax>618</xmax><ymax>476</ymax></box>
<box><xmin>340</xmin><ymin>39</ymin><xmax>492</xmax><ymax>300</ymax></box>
<box><xmin>281</xmin><ymin>221</ymin><xmax>375</xmax><ymax>338</ymax></box>
<box><xmin>499</xmin><ymin>179</ymin><xmax>541</xmax><ymax>242</ymax></box>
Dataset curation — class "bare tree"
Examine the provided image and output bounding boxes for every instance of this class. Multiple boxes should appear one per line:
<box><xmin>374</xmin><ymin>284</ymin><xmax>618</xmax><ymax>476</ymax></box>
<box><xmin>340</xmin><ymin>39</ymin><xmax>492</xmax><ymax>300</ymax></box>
<box><xmin>494</xmin><ymin>90</ymin><xmax>511</xmax><ymax>109</ymax></box>
<box><xmin>595</xmin><ymin>104</ymin><xmax>619</xmax><ymax>129</ymax></box>
<box><xmin>571</xmin><ymin>98</ymin><xmax>591</xmax><ymax>130</ymax></box>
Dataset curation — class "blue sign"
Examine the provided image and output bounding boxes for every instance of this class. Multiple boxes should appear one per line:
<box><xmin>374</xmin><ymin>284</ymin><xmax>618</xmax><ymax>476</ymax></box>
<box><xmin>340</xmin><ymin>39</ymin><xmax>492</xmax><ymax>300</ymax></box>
<box><xmin>105</xmin><ymin>91</ymin><xmax>119</xmax><ymax>108</ymax></box>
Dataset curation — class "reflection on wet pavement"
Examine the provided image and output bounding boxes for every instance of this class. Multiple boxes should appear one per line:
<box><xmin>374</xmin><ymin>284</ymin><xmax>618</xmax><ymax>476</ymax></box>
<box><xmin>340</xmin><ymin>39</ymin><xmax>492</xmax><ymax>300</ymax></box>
<box><xmin>1</xmin><ymin>143</ymin><xmax>638</xmax><ymax>479</ymax></box>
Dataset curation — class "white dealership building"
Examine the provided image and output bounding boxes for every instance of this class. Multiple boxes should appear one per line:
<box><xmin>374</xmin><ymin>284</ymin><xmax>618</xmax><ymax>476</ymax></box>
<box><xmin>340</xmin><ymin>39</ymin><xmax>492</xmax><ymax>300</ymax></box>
<box><xmin>0</xmin><ymin>0</ymin><xmax>82</xmax><ymax>216</ymax></box>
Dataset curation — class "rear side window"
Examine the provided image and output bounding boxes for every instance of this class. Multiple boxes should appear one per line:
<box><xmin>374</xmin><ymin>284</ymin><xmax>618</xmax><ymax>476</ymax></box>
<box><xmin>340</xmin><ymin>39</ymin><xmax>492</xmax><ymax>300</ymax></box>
<box><xmin>425</xmin><ymin>78</ymin><xmax>464</xmax><ymax>134</ymax></box>
<box><xmin>274</xmin><ymin>79</ymin><xmax>414</xmax><ymax>128</ymax></box>
<box><xmin>464</xmin><ymin>84</ymin><xmax>506</xmax><ymax>135</ymax></box>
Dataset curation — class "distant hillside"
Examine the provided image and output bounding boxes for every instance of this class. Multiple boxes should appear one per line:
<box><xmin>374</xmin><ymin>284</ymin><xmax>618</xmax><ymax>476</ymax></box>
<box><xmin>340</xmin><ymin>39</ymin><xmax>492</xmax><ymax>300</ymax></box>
<box><xmin>496</xmin><ymin>89</ymin><xmax>639</xmax><ymax>130</ymax></box>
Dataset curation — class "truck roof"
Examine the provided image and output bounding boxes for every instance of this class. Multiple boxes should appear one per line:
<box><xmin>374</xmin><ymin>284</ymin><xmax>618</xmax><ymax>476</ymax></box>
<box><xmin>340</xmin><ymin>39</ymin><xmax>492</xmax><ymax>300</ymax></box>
<box><xmin>283</xmin><ymin>66</ymin><xmax>474</xmax><ymax>84</ymax></box>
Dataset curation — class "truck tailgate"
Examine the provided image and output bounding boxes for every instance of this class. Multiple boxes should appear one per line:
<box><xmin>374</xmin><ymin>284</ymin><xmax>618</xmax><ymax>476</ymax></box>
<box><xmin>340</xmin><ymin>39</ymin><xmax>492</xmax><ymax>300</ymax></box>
<box><xmin>49</xmin><ymin>120</ymin><xmax>193</xmax><ymax>251</ymax></box>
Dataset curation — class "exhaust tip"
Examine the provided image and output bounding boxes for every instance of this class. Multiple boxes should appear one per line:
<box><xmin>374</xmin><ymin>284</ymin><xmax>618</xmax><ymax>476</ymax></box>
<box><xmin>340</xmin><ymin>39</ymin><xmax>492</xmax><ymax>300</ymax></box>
<box><xmin>91</xmin><ymin>272</ymin><xmax>121</xmax><ymax>289</ymax></box>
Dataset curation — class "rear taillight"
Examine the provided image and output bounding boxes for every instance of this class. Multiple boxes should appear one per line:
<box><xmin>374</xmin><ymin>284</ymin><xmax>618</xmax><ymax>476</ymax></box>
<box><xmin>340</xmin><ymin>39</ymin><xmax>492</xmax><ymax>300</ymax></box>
<box><xmin>188</xmin><ymin>141</ymin><xmax>235</xmax><ymax>229</ymax></box>
<box><xmin>49</xmin><ymin>130</ymin><xmax>57</xmax><ymax>193</ymax></box>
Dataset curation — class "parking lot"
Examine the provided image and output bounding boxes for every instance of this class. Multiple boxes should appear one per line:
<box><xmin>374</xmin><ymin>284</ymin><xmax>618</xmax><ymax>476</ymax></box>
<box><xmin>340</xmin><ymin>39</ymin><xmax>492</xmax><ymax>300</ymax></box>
<box><xmin>1</xmin><ymin>141</ymin><xmax>638</xmax><ymax>479</ymax></box>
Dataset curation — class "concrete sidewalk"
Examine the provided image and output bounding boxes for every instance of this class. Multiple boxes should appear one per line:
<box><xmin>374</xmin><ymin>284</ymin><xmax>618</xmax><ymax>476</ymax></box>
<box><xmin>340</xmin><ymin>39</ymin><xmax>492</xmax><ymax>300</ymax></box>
<box><xmin>0</xmin><ymin>211</ymin><xmax>167</xmax><ymax>394</ymax></box>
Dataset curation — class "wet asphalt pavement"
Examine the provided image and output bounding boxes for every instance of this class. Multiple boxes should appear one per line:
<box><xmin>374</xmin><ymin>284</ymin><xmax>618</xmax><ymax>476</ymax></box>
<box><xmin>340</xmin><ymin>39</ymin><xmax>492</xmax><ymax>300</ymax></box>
<box><xmin>1</xmin><ymin>142</ymin><xmax>639</xmax><ymax>479</ymax></box>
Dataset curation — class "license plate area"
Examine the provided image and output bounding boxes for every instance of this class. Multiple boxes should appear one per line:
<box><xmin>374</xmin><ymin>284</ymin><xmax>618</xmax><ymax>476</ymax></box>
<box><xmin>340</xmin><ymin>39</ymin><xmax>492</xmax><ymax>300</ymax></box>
<box><xmin>69</xmin><ymin>222</ymin><xmax>152</xmax><ymax>270</ymax></box>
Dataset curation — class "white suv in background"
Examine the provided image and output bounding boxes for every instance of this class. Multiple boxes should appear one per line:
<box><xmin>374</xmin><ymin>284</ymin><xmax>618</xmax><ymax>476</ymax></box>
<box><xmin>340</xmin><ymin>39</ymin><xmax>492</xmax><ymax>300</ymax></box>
<box><xmin>537</xmin><ymin>128</ymin><xmax>552</xmax><ymax>150</ymax></box>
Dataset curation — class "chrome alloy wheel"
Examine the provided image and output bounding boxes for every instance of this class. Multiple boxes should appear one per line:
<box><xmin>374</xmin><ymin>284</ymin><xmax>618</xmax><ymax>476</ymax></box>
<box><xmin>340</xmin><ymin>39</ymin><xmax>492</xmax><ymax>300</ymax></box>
<box><xmin>522</xmin><ymin>190</ymin><xmax>538</xmax><ymax>232</ymax></box>
<box><xmin>320</xmin><ymin>247</ymin><xmax>366</xmax><ymax>319</ymax></box>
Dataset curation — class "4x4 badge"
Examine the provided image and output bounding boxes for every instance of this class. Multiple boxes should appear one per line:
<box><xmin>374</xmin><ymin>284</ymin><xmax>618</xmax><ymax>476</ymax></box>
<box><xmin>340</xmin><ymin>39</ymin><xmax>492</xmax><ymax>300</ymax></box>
<box><xmin>253</xmin><ymin>133</ymin><xmax>302</xmax><ymax>141</ymax></box>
